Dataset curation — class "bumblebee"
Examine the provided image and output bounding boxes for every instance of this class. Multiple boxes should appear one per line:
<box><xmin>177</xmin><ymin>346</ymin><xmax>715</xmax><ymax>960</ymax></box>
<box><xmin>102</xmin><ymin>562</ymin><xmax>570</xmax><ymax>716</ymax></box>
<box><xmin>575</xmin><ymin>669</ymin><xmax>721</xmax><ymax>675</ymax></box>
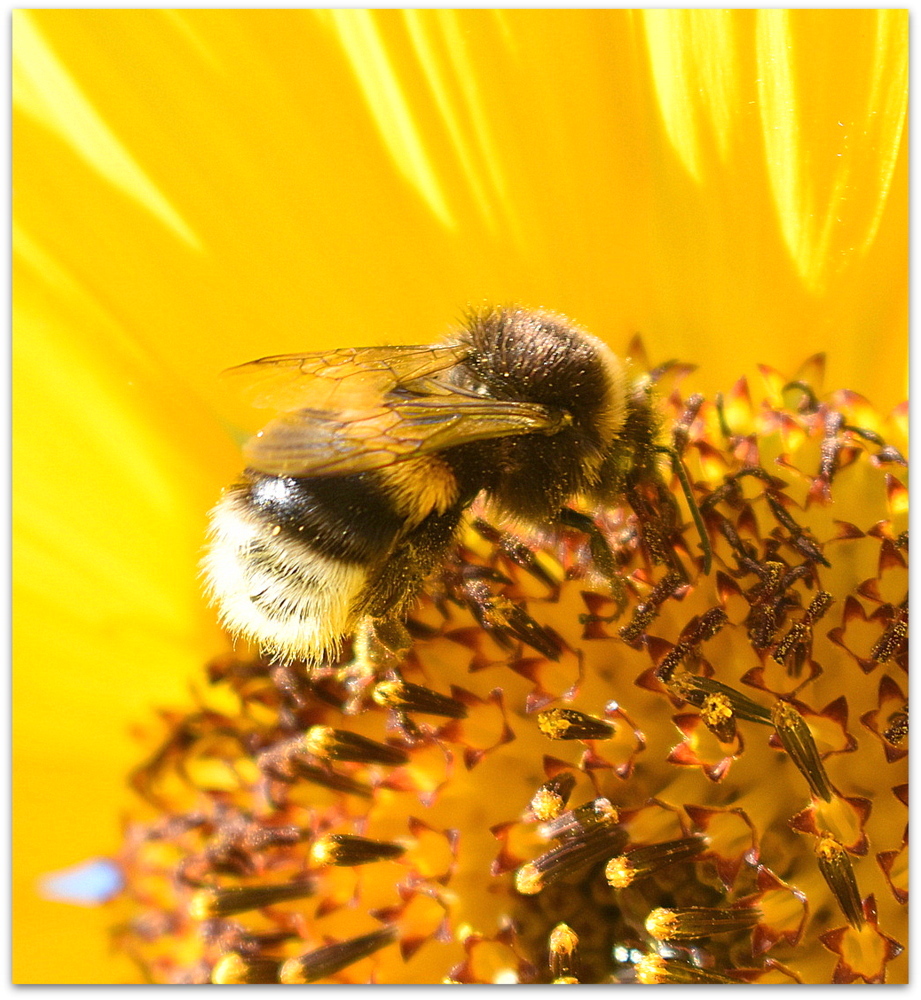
<box><xmin>204</xmin><ymin>306</ymin><xmax>709</xmax><ymax>665</ymax></box>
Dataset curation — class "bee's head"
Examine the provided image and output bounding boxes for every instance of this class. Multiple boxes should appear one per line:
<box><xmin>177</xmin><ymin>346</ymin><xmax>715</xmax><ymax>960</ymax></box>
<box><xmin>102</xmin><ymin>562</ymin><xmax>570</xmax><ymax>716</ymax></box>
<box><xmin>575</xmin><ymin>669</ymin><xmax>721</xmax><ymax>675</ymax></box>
<box><xmin>457</xmin><ymin>305</ymin><xmax>629</xmax><ymax>452</ymax></box>
<box><xmin>450</xmin><ymin>306</ymin><xmax>656</xmax><ymax>519</ymax></box>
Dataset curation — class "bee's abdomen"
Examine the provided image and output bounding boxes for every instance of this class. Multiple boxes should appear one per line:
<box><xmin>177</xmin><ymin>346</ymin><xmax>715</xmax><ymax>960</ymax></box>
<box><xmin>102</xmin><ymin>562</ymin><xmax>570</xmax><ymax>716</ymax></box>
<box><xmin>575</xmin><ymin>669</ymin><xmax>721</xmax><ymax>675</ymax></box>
<box><xmin>244</xmin><ymin>471</ymin><xmax>406</xmax><ymax>564</ymax></box>
<box><xmin>203</xmin><ymin>471</ymin><xmax>406</xmax><ymax>664</ymax></box>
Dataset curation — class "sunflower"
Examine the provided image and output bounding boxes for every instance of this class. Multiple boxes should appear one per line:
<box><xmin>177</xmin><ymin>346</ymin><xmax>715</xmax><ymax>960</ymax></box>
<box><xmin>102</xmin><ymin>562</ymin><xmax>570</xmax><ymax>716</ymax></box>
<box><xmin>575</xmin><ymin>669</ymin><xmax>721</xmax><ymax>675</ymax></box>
<box><xmin>12</xmin><ymin>9</ymin><xmax>906</xmax><ymax>984</ymax></box>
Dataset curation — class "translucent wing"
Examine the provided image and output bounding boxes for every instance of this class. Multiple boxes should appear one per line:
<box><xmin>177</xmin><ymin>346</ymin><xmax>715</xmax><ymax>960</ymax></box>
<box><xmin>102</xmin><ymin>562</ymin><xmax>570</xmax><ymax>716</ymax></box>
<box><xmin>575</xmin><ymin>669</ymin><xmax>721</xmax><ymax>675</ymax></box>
<box><xmin>242</xmin><ymin>394</ymin><xmax>570</xmax><ymax>478</ymax></box>
<box><xmin>223</xmin><ymin>344</ymin><xmax>471</xmax><ymax>413</ymax></box>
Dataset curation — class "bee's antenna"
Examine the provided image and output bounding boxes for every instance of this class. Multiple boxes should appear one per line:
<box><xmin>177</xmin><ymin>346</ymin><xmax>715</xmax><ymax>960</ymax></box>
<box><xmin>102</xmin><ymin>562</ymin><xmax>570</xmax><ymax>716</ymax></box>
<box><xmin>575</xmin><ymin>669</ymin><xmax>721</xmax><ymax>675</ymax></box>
<box><xmin>654</xmin><ymin>445</ymin><xmax>712</xmax><ymax>575</ymax></box>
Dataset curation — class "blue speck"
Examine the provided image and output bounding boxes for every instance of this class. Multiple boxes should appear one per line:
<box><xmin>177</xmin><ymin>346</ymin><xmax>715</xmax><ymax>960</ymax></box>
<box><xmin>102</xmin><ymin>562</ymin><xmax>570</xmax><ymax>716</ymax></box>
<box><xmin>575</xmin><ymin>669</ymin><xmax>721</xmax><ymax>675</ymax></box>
<box><xmin>39</xmin><ymin>858</ymin><xmax>124</xmax><ymax>906</ymax></box>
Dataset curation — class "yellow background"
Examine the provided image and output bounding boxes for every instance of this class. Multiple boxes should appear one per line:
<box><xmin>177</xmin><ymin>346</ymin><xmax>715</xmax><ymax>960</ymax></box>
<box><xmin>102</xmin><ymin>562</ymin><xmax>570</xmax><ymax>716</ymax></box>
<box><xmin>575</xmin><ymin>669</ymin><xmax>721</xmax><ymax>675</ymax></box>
<box><xmin>12</xmin><ymin>9</ymin><xmax>907</xmax><ymax>983</ymax></box>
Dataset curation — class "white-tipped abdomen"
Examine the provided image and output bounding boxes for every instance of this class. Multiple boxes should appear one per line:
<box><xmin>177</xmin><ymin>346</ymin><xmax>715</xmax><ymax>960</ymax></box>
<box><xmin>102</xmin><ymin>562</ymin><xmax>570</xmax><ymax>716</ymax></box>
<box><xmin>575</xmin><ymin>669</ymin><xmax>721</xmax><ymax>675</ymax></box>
<box><xmin>202</xmin><ymin>490</ymin><xmax>367</xmax><ymax>664</ymax></box>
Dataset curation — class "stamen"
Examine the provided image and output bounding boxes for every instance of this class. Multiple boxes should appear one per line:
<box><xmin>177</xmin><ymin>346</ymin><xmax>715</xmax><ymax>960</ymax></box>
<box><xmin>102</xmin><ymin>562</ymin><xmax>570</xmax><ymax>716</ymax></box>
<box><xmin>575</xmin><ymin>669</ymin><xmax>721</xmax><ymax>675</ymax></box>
<box><xmin>372</xmin><ymin>680</ymin><xmax>468</xmax><ymax>718</ymax></box>
<box><xmin>700</xmin><ymin>692</ymin><xmax>736</xmax><ymax>742</ymax></box>
<box><xmin>461</xmin><ymin>578</ymin><xmax>562</xmax><ymax>660</ymax></box>
<box><xmin>668</xmin><ymin>673</ymin><xmax>772</xmax><ymax>726</ymax></box>
<box><xmin>773</xmin><ymin>592</ymin><xmax>834</xmax><ymax>674</ymax></box>
<box><xmin>189</xmin><ymin>880</ymin><xmax>315</xmax><ymax>919</ymax></box>
<box><xmin>645</xmin><ymin>905</ymin><xmax>761</xmax><ymax>941</ymax></box>
<box><xmin>302</xmin><ymin>726</ymin><xmax>409</xmax><ymax>766</ymax></box>
<box><xmin>870</xmin><ymin>606</ymin><xmax>908</xmax><ymax>664</ymax></box>
<box><xmin>211</xmin><ymin>953</ymin><xmax>280</xmax><ymax>984</ymax></box>
<box><xmin>471</xmin><ymin>518</ymin><xmax>559</xmax><ymax>589</ymax></box>
<box><xmin>772</xmin><ymin>621</ymin><xmax>809</xmax><ymax>667</ymax></box>
<box><xmin>516</xmin><ymin>824</ymin><xmax>626</xmax><ymax>895</ymax></box>
<box><xmin>290</xmin><ymin>762</ymin><xmax>373</xmax><ymax>799</ymax></box>
<box><xmin>549</xmin><ymin>923</ymin><xmax>579</xmax><ymax>982</ymax></box>
<box><xmin>619</xmin><ymin>572</ymin><xmax>684</xmax><ymax>642</ymax></box>
<box><xmin>310</xmin><ymin>833</ymin><xmax>405</xmax><ymax>867</ymax></box>
<box><xmin>537</xmin><ymin>708</ymin><xmax>615</xmax><ymax>741</ymax></box>
<box><xmin>529</xmin><ymin>773</ymin><xmax>577</xmax><ymax>822</ymax></box>
<box><xmin>634</xmin><ymin>954</ymin><xmax>745</xmax><ymax>984</ymax></box>
<box><xmin>279</xmin><ymin>926</ymin><xmax>399</xmax><ymax>984</ymax></box>
<box><xmin>771</xmin><ymin>701</ymin><xmax>834</xmax><ymax>801</ymax></box>
<box><xmin>654</xmin><ymin>608</ymin><xmax>729</xmax><ymax>683</ymax></box>
<box><xmin>696</xmin><ymin>606</ymin><xmax>730</xmax><ymax>639</ymax></box>
<box><xmin>883</xmin><ymin>705</ymin><xmax>909</xmax><ymax>747</ymax></box>
<box><xmin>815</xmin><ymin>835</ymin><xmax>864</xmax><ymax>928</ymax></box>
<box><xmin>804</xmin><ymin>591</ymin><xmax>835</xmax><ymax>624</ymax></box>
<box><xmin>605</xmin><ymin>837</ymin><xmax>706</xmax><ymax>888</ymax></box>
<box><xmin>539</xmin><ymin>798</ymin><xmax>619</xmax><ymax>840</ymax></box>
<box><xmin>764</xmin><ymin>493</ymin><xmax>830</xmax><ymax>566</ymax></box>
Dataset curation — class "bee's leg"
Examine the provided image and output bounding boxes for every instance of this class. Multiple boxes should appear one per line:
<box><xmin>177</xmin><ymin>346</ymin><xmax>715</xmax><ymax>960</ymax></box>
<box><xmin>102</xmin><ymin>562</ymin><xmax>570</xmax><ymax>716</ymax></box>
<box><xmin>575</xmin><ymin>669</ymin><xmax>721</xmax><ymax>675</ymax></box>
<box><xmin>336</xmin><ymin>616</ymin><xmax>412</xmax><ymax>710</ymax></box>
<box><xmin>368</xmin><ymin>616</ymin><xmax>413</xmax><ymax>662</ymax></box>
<box><xmin>334</xmin><ymin>620</ymin><xmax>381</xmax><ymax>705</ymax></box>
<box><xmin>653</xmin><ymin>445</ymin><xmax>712</xmax><ymax>575</ymax></box>
<box><xmin>558</xmin><ymin>507</ymin><xmax>628</xmax><ymax>616</ymax></box>
<box><xmin>340</xmin><ymin>506</ymin><xmax>465</xmax><ymax>700</ymax></box>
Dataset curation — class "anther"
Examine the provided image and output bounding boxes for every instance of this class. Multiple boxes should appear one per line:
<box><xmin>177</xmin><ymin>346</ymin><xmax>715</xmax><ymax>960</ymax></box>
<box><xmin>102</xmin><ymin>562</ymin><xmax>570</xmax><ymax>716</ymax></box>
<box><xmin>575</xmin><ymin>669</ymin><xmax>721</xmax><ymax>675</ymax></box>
<box><xmin>668</xmin><ymin>673</ymin><xmax>772</xmax><ymax>726</ymax></box>
<box><xmin>528</xmin><ymin>773</ymin><xmax>577</xmax><ymax>822</ymax></box>
<box><xmin>539</xmin><ymin>798</ymin><xmax>619</xmax><ymax>840</ymax></box>
<box><xmin>549</xmin><ymin>923</ymin><xmax>579</xmax><ymax>982</ymax></box>
<box><xmin>515</xmin><ymin>824</ymin><xmax>626</xmax><ymax>895</ymax></box>
<box><xmin>645</xmin><ymin>905</ymin><xmax>760</xmax><ymax>941</ymax></box>
<box><xmin>310</xmin><ymin>833</ymin><xmax>405</xmax><ymax>867</ymax></box>
<box><xmin>537</xmin><ymin>708</ymin><xmax>615</xmax><ymax>741</ymax></box>
<box><xmin>211</xmin><ymin>953</ymin><xmax>280</xmax><ymax>984</ymax></box>
<box><xmin>302</xmin><ymin>726</ymin><xmax>409</xmax><ymax>766</ymax></box>
<box><xmin>815</xmin><ymin>834</ymin><xmax>864</xmax><ymax>928</ymax></box>
<box><xmin>372</xmin><ymin>680</ymin><xmax>468</xmax><ymax>718</ymax></box>
<box><xmin>634</xmin><ymin>954</ymin><xmax>745</xmax><ymax>984</ymax></box>
<box><xmin>605</xmin><ymin>837</ymin><xmax>706</xmax><ymax>888</ymax></box>
<box><xmin>883</xmin><ymin>704</ymin><xmax>909</xmax><ymax>747</ymax></box>
<box><xmin>771</xmin><ymin>701</ymin><xmax>834</xmax><ymax>802</ymax></box>
<box><xmin>190</xmin><ymin>880</ymin><xmax>315</xmax><ymax>919</ymax></box>
<box><xmin>279</xmin><ymin>926</ymin><xmax>399</xmax><ymax>984</ymax></box>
